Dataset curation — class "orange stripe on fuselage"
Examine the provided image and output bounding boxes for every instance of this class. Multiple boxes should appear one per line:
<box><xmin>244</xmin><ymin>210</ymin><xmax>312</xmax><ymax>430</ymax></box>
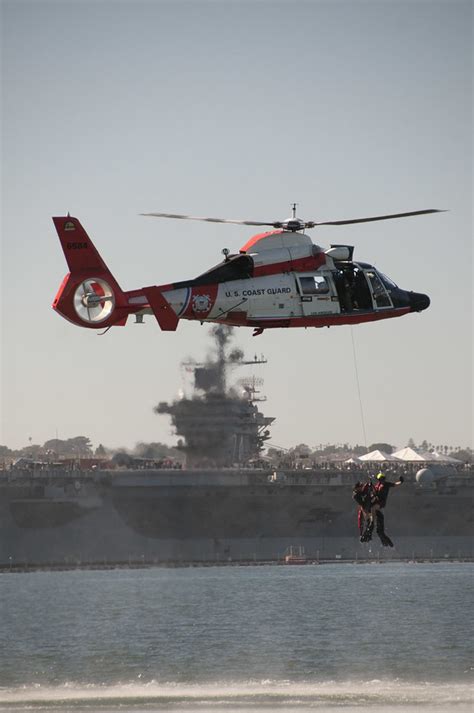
<box><xmin>239</xmin><ymin>230</ymin><xmax>283</xmax><ymax>253</ymax></box>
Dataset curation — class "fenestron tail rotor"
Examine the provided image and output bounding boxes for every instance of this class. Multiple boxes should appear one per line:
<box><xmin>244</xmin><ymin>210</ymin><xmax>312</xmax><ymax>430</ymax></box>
<box><xmin>141</xmin><ymin>208</ymin><xmax>445</xmax><ymax>232</ymax></box>
<box><xmin>73</xmin><ymin>278</ymin><xmax>115</xmax><ymax>323</ymax></box>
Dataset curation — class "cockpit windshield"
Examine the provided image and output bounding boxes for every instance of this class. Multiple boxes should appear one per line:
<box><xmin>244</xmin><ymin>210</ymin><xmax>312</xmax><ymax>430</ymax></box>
<box><xmin>379</xmin><ymin>272</ymin><xmax>398</xmax><ymax>290</ymax></box>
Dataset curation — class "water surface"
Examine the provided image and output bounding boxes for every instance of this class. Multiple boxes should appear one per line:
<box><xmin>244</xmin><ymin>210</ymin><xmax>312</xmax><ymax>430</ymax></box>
<box><xmin>1</xmin><ymin>563</ymin><xmax>472</xmax><ymax>711</ymax></box>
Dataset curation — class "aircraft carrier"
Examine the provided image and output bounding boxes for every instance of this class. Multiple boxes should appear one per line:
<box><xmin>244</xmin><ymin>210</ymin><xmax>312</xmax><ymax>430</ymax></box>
<box><xmin>1</xmin><ymin>327</ymin><xmax>472</xmax><ymax>567</ymax></box>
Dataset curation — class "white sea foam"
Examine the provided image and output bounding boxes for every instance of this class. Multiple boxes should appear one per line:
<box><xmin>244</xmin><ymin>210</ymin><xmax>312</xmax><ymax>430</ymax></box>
<box><xmin>0</xmin><ymin>679</ymin><xmax>472</xmax><ymax>710</ymax></box>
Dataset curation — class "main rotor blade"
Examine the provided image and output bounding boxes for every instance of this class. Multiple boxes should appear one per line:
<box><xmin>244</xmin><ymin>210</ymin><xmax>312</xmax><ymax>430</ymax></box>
<box><xmin>141</xmin><ymin>212</ymin><xmax>275</xmax><ymax>227</ymax></box>
<box><xmin>311</xmin><ymin>209</ymin><xmax>445</xmax><ymax>227</ymax></box>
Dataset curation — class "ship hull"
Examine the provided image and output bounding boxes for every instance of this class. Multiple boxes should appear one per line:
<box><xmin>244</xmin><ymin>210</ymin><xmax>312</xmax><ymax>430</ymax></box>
<box><xmin>1</xmin><ymin>469</ymin><xmax>472</xmax><ymax>566</ymax></box>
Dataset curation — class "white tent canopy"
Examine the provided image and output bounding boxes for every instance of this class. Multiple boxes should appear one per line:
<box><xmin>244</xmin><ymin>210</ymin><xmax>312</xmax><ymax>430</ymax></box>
<box><xmin>358</xmin><ymin>450</ymin><xmax>401</xmax><ymax>462</ymax></box>
<box><xmin>430</xmin><ymin>451</ymin><xmax>463</xmax><ymax>463</ymax></box>
<box><xmin>392</xmin><ymin>447</ymin><xmax>437</xmax><ymax>462</ymax></box>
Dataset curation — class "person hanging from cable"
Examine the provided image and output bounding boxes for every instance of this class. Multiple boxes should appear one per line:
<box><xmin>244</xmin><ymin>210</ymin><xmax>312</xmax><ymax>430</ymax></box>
<box><xmin>352</xmin><ymin>479</ymin><xmax>375</xmax><ymax>542</ymax></box>
<box><xmin>370</xmin><ymin>471</ymin><xmax>404</xmax><ymax>547</ymax></box>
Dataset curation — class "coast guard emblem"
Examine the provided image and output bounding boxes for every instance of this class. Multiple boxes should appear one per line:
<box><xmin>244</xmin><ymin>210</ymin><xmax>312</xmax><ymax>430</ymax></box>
<box><xmin>192</xmin><ymin>294</ymin><xmax>211</xmax><ymax>313</ymax></box>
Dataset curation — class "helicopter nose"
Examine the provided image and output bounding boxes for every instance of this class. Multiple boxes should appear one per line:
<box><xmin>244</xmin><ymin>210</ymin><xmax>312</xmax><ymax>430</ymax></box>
<box><xmin>408</xmin><ymin>292</ymin><xmax>430</xmax><ymax>312</ymax></box>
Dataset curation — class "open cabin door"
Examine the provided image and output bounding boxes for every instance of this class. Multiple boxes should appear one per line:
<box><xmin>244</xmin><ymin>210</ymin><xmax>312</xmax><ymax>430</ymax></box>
<box><xmin>332</xmin><ymin>264</ymin><xmax>393</xmax><ymax>313</ymax></box>
<box><xmin>296</xmin><ymin>274</ymin><xmax>340</xmax><ymax>316</ymax></box>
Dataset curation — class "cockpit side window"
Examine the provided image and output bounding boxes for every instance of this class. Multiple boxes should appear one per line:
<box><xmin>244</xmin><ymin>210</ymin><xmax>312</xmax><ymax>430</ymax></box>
<box><xmin>365</xmin><ymin>270</ymin><xmax>392</xmax><ymax>308</ymax></box>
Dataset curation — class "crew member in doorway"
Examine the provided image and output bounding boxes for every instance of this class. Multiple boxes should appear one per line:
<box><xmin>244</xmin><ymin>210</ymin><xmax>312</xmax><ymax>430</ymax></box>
<box><xmin>334</xmin><ymin>270</ymin><xmax>353</xmax><ymax>312</ymax></box>
<box><xmin>371</xmin><ymin>472</ymin><xmax>404</xmax><ymax>547</ymax></box>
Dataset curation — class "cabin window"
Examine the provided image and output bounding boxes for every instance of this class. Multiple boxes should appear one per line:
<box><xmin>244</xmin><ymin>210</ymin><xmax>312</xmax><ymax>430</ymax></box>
<box><xmin>299</xmin><ymin>276</ymin><xmax>329</xmax><ymax>295</ymax></box>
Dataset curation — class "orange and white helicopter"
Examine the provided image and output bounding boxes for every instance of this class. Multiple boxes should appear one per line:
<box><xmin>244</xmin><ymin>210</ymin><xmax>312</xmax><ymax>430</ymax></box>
<box><xmin>52</xmin><ymin>206</ymin><xmax>441</xmax><ymax>336</ymax></box>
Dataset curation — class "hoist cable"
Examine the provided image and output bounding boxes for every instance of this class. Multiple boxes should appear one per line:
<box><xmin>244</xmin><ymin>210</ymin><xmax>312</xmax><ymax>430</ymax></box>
<box><xmin>350</xmin><ymin>326</ymin><xmax>368</xmax><ymax>448</ymax></box>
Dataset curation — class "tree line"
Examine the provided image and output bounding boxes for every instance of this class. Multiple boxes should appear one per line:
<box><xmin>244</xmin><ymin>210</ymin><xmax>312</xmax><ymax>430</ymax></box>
<box><xmin>1</xmin><ymin>436</ymin><xmax>471</xmax><ymax>464</ymax></box>
<box><xmin>0</xmin><ymin>437</ymin><xmax>183</xmax><ymax>463</ymax></box>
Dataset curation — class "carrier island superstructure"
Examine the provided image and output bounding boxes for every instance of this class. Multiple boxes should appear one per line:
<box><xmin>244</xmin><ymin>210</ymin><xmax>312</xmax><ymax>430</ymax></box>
<box><xmin>155</xmin><ymin>325</ymin><xmax>274</xmax><ymax>468</ymax></box>
<box><xmin>0</xmin><ymin>327</ymin><xmax>472</xmax><ymax>567</ymax></box>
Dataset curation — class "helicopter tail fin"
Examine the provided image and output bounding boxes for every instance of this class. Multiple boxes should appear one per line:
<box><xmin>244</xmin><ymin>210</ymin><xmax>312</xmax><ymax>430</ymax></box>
<box><xmin>52</xmin><ymin>216</ymin><xmax>129</xmax><ymax>328</ymax></box>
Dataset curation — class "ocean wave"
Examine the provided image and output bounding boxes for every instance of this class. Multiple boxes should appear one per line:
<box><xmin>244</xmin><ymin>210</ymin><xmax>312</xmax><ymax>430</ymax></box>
<box><xmin>0</xmin><ymin>679</ymin><xmax>472</xmax><ymax>710</ymax></box>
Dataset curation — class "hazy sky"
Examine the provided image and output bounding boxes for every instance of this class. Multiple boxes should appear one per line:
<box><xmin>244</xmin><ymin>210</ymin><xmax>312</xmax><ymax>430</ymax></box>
<box><xmin>1</xmin><ymin>0</ymin><xmax>472</xmax><ymax>452</ymax></box>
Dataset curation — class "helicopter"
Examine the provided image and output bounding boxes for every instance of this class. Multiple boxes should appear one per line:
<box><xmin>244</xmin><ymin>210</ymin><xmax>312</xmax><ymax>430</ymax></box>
<box><xmin>52</xmin><ymin>205</ymin><xmax>442</xmax><ymax>336</ymax></box>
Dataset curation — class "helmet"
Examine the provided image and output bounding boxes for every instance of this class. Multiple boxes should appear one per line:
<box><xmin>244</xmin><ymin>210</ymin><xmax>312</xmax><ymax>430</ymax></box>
<box><xmin>376</xmin><ymin>472</ymin><xmax>386</xmax><ymax>480</ymax></box>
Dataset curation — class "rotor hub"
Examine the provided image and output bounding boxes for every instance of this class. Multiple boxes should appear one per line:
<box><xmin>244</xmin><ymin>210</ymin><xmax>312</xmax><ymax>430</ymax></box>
<box><xmin>280</xmin><ymin>218</ymin><xmax>306</xmax><ymax>232</ymax></box>
<box><xmin>81</xmin><ymin>292</ymin><xmax>104</xmax><ymax>308</ymax></box>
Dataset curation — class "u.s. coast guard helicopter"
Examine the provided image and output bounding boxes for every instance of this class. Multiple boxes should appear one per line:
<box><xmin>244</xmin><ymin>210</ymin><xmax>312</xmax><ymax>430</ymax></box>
<box><xmin>52</xmin><ymin>205</ymin><xmax>441</xmax><ymax>336</ymax></box>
